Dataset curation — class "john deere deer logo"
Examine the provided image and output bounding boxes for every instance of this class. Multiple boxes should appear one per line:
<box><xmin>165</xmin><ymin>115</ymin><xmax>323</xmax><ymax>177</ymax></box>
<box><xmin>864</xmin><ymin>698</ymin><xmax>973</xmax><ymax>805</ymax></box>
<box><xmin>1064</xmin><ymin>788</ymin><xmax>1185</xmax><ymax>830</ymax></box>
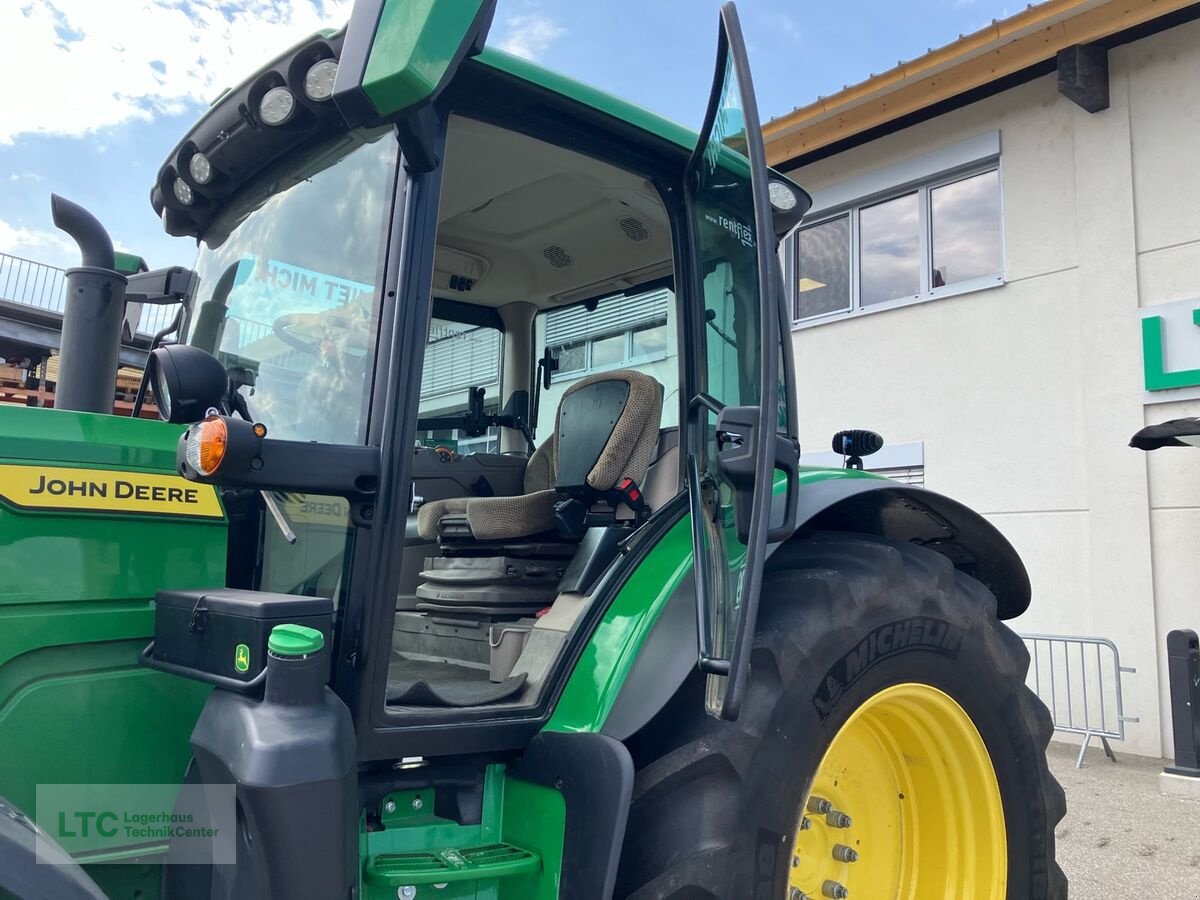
<box><xmin>234</xmin><ymin>644</ymin><xmax>250</xmax><ymax>674</ymax></box>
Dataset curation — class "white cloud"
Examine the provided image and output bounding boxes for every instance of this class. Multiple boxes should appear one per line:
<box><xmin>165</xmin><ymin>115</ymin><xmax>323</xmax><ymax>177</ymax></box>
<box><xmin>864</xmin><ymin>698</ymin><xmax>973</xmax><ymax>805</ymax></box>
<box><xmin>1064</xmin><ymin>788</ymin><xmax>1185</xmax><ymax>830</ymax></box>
<box><xmin>773</xmin><ymin>13</ymin><xmax>800</xmax><ymax>40</ymax></box>
<box><xmin>495</xmin><ymin>11</ymin><xmax>566</xmax><ymax>61</ymax></box>
<box><xmin>0</xmin><ymin>217</ymin><xmax>78</xmax><ymax>269</ymax></box>
<box><xmin>0</xmin><ymin>0</ymin><xmax>355</xmax><ymax>145</ymax></box>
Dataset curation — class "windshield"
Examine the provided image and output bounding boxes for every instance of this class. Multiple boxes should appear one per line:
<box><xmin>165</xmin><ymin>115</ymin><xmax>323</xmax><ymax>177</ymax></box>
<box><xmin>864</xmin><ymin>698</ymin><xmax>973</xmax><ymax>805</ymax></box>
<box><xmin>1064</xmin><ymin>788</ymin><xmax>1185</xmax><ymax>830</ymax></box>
<box><xmin>187</xmin><ymin>128</ymin><xmax>398</xmax><ymax>444</ymax></box>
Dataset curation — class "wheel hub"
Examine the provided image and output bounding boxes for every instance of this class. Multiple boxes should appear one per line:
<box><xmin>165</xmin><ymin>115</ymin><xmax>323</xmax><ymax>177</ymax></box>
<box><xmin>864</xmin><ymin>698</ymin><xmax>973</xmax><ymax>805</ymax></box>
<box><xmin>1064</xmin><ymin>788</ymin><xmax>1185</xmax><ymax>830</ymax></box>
<box><xmin>786</xmin><ymin>682</ymin><xmax>1006</xmax><ymax>899</ymax></box>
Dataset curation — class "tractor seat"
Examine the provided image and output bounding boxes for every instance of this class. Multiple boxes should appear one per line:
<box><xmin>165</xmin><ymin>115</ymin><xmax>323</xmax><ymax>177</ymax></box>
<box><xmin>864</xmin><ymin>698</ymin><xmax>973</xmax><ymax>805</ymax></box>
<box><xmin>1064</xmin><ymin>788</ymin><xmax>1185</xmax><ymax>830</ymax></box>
<box><xmin>416</xmin><ymin>369</ymin><xmax>663</xmax><ymax>544</ymax></box>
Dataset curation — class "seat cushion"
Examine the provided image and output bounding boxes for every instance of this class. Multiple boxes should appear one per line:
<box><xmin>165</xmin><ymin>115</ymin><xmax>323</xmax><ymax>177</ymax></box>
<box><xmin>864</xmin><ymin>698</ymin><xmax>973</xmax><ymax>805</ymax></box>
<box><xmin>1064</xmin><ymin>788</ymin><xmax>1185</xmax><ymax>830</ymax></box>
<box><xmin>416</xmin><ymin>489</ymin><xmax>559</xmax><ymax>541</ymax></box>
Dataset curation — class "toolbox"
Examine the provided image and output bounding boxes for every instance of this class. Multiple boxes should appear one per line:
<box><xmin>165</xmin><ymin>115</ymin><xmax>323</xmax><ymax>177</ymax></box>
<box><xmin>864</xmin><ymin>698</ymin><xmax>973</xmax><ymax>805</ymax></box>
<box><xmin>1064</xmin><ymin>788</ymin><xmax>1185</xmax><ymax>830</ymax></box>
<box><xmin>146</xmin><ymin>588</ymin><xmax>333</xmax><ymax>689</ymax></box>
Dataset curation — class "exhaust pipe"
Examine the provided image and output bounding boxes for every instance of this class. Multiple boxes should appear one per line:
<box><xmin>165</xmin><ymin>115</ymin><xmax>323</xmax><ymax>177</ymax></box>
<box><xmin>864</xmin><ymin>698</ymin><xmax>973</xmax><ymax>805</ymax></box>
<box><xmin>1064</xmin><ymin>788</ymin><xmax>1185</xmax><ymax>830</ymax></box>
<box><xmin>50</xmin><ymin>194</ymin><xmax>127</xmax><ymax>414</ymax></box>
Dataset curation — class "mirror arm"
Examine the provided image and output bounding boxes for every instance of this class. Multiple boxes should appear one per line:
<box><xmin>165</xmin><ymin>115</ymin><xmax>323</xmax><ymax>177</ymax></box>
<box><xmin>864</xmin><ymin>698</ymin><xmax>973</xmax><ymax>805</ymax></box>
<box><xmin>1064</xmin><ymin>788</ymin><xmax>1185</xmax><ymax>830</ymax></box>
<box><xmin>178</xmin><ymin>418</ymin><xmax>380</xmax><ymax>522</ymax></box>
<box><xmin>260</xmin><ymin>491</ymin><xmax>298</xmax><ymax>545</ymax></box>
<box><xmin>689</xmin><ymin>391</ymin><xmax>724</xmax><ymax>415</ymax></box>
<box><xmin>124</xmin><ymin>266</ymin><xmax>198</xmax><ymax>305</ymax></box>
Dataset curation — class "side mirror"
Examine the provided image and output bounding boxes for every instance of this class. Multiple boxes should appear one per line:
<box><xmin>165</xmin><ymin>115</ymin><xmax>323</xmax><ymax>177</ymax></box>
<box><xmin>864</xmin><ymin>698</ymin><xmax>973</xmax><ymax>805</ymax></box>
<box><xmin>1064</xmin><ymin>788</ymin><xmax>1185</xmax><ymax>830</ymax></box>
<box><xmin>714</xmin><ymin>405</ymin><xmax>799</xmax><ymax>543</ymax></box>
<box><xmin>147</xmin><ymin>344</ymin><xmax>227</xmax><ymax>423</ymax></box>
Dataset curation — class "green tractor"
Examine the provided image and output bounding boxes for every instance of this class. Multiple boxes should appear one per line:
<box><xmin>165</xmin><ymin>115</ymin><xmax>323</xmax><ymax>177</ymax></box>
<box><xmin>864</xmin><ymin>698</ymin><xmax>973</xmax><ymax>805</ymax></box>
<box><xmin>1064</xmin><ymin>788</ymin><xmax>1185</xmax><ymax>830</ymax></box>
<box><xmin>0</xmin><ymin>3</ymin><xmax>1065</xmax><ymax>898</ymax></box>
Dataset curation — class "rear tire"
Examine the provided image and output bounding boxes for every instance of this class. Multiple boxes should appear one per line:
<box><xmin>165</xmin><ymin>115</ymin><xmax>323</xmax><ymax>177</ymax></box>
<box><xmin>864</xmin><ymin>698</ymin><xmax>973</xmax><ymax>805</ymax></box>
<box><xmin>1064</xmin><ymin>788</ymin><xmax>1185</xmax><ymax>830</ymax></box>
<box><xmin>616</xmin><ymin>532</ymin><xmax>1066</xmax><ymax>899</ymax></box>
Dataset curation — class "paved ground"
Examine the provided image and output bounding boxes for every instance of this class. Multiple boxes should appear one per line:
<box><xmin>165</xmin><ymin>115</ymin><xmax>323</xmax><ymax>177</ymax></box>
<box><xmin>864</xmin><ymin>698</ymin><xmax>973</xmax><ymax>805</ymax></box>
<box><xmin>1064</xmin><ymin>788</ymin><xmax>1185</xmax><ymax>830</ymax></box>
<box><xmin>1048</xmin><ymin>741</ymin><xmax>1200</xmax><ymax>898</ymax></box>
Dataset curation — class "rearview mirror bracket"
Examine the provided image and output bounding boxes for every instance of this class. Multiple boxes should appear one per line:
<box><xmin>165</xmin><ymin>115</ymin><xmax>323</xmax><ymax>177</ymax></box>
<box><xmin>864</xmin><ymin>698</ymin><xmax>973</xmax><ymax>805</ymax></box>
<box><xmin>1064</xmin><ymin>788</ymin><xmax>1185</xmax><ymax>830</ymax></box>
<box><xmin>177</xmin><ymin>415</ymin><xmax>381</xmax><ymax>528</ymax></box>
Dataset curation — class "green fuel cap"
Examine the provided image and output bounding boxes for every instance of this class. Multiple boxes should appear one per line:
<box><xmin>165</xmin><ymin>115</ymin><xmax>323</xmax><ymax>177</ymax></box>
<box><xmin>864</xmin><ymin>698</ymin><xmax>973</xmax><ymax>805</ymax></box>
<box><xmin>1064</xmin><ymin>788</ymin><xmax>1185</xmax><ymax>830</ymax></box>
<box><xmin>268</xmin><ymin>624</ymin><xmax>324</xmax><ymax>657</ymax></box>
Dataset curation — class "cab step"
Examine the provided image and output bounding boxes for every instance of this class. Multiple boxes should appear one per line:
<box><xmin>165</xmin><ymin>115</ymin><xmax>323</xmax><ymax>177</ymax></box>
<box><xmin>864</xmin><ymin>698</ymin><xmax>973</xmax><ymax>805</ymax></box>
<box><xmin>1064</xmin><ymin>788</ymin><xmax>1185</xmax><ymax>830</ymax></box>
<box><xmin>360</xmin><ymin>763</ymin><xmax>553</xmax><ymax>897</ymax></box>
<box><xmin>366</xmin><ymin>842</ymin><xmax>540</xmax><ymax>885</ymax></box>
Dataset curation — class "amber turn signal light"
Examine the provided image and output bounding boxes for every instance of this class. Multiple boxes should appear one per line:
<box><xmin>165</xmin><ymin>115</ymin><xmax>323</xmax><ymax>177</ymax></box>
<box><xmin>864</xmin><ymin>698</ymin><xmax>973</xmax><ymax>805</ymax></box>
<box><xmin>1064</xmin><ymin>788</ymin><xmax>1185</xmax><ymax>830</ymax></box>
<box><xmin>185</xmin><ymin>416</ymin><xmax>228</xmax><ymax>476</ymax></box>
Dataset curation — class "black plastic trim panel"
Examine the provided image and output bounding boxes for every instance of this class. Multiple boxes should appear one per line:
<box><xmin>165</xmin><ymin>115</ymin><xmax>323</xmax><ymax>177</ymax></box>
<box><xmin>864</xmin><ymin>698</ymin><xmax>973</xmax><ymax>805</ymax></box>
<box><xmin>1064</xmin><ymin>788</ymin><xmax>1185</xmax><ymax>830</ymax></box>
<box><xmin>513</xmin><ymin>731</ymin><xmax>634</xmax><ymax>900</ymax></box>
<box><xmin>331</xmin><ymin>0</ymin><xmax>386</xmax><ymax>127</ymax></box>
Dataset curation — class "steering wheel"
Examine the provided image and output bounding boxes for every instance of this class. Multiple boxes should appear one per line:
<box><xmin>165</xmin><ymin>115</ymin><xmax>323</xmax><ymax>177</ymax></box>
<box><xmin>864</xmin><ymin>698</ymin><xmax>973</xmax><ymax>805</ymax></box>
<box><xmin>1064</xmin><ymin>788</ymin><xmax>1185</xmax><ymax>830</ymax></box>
<box><xmin>272</xmin><ymin>312</ymin><xmax>337</xmax><ymax>357</ymax></box>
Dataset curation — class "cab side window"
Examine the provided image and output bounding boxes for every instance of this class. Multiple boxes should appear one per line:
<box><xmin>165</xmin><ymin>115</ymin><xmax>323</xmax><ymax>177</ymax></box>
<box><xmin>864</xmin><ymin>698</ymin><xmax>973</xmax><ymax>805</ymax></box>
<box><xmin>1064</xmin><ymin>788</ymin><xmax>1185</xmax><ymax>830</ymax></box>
<box><xmin>416</xmin><ymin>316</ymin><xmax>504</xmax><ymax>454</ymax></box>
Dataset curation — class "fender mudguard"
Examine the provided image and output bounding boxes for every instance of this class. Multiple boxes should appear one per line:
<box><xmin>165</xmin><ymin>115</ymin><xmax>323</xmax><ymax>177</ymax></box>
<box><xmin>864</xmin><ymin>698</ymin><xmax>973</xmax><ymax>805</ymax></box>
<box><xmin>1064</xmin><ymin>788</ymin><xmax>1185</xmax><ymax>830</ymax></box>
<box><xmin>602</xmin><ymin>470</ymin><xmax>1030</xmax><ymax>740</ymax></box>
<box><xmin>0</xmin><ymin>795</ymin><xmax>105</xmax><ymax>900</ymax></box>
<box><xmin>787</xmin><ymin>468</ymin><xmax>1031</xmax><ymax>620</ymax></box>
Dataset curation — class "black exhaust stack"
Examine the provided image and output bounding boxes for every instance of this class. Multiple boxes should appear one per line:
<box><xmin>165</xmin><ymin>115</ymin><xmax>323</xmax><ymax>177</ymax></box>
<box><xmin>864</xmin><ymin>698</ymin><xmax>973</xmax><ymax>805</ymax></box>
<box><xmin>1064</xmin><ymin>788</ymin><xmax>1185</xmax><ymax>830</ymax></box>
<box><xmin>50</xmin><ymin>194</ymin><xmax>127</xmax><ymax>414</ymax></box>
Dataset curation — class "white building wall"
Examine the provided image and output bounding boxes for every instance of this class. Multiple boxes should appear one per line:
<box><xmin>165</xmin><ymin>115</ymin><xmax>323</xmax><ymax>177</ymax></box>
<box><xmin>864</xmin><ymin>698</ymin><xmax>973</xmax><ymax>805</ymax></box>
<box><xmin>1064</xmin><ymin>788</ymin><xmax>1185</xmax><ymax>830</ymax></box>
<box><xmin>1126</xmin><ymin>20</ymin><xmax>1200</xmax><ymax>760</ymax></box>
<box><xmin>784</xmin><ymin>18</ymin><xmax>1200</xmax><ymax>757</ymax></box>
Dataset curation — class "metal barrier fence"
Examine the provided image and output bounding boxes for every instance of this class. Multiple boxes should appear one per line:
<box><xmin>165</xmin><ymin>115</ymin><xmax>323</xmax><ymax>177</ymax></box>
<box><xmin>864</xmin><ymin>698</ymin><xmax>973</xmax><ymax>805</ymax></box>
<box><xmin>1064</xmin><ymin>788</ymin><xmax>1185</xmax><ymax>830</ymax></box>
<box><xmin>134</xmin><ymin>302</ymin><xmax>182</xmax><ymax>338</ymax></box>
<box><xmin>1020</xmin><ymin>633</ymin><xmax>1139</xmax><ymax>767</ymax></box>
<box><xmin>0</xmin><ymin>252</ymin><xmax>67</xmax><ymax>314</ymax></box>
<box><xmin>0</xmin><ymin>251</ymin><xmax>177</xmax><ymax>337</ymax></box>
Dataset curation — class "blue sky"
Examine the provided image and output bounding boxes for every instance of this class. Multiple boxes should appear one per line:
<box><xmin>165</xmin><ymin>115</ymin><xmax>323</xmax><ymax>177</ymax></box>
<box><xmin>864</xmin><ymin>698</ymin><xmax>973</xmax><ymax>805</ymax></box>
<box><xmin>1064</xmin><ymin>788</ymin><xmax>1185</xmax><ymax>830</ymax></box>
<box><xmin>0</xmin><ymin>0</ymin><xmax>1016</xmax><ymax>271</ymax></box>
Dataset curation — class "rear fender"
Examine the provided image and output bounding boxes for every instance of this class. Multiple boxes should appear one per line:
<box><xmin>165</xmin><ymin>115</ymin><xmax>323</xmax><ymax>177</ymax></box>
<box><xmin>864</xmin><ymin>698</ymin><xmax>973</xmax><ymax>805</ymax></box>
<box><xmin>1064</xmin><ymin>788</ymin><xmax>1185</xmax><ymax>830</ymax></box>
<box><xmin>785</xmin><ymin>468</ymin><xmax>1031</xmax><ymax>619</ymax></box>
<box><xmin>603</xmin><ymin>470</ymin><xmax>1030</xmax><ymax>739</ymax></box>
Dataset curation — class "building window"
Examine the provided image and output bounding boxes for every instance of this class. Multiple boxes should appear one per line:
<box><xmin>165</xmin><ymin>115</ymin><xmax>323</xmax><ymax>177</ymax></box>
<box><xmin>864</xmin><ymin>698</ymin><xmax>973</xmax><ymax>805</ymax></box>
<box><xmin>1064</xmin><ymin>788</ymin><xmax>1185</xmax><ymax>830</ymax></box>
<box><xmin>796</xmin><ymin>215</ymin><xmax>850</xmax><ymax>319</ymax></box>
<box><xmin>555</xmin><ymin>340</ymin><xmax>587</xmax><ymax>375</ymax></box>
<box><xmin>872</xmin><ymin>464</ymin><xmax>925</xmax><ymax>486</ymax></box>
<box><xmin>543</xmin><ymin>288</ymin><xmax>673</xmax><ymax>381</ymax></box>
<box><xmin>860</xmin><ymin>191</ymin><xmax>920</xmax><ymax>305</ymax></box>
<box><xmin>550</xmin><ymin>319</ymin><xmax>668</xmax><ymax>379</ymax></box>
<box><xmin>589</xmin><ymin>331</ymin><xmax>628</xmax><ymax>370</ymax></box>
<box><xmin>794</xmin><ymin>166</ymin><xmax>1002</xmax><ymax>324</ymax></box>
<box><xmin>931</xmin><ymin>170</ymin><xmax>1002</xmax><ymax>288</ymax></box>
<box><xmin>417</xmin><ymin>317</ymin><xmax>504</xmax><ymax>454</ymax></box>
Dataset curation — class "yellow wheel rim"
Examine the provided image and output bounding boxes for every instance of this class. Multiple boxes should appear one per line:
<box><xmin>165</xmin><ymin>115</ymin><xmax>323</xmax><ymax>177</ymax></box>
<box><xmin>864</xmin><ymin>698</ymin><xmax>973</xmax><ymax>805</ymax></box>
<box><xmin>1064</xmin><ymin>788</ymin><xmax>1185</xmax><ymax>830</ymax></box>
<box><xmin>786</xmin><ymin>683</ymin><xmax>1006</xmax><ymax>899</ymax></box>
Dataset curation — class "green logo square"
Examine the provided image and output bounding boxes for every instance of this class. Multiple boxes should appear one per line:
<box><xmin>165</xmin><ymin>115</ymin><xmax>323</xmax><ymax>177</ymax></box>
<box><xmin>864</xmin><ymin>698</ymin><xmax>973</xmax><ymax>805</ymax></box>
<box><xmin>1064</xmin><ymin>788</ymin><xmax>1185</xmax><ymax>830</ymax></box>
<box><xmin>234</xmin><ymin>643</ymin><xmax>251</xmax><ymax>674</ymax></box>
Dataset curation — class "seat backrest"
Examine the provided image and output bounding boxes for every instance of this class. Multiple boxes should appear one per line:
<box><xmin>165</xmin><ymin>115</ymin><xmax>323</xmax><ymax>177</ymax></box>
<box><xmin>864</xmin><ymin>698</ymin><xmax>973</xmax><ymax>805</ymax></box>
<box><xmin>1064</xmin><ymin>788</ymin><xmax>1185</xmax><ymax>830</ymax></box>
<box><xmin>522</xmin><ymin>370</ymin><xmax>663</xmax><ymax>498</ymax></box>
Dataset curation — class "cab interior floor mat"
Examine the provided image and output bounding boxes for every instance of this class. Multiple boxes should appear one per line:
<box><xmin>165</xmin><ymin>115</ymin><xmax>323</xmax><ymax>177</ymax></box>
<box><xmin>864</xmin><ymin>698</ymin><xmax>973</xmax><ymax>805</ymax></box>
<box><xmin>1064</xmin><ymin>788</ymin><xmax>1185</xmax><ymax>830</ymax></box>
<box><xmin>385</xmin><ymin>652</ymin><xmax>527</xmax><ymax>707</ymax></box>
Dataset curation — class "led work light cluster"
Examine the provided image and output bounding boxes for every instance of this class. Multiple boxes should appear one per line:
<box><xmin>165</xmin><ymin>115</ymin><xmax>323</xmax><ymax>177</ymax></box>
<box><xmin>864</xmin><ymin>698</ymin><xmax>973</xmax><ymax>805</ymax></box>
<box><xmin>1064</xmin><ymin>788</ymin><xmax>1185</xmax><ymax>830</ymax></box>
<box><xmin>168</xmin><ymin>54</ymin><xmax>340</xmax><ymax>209</ymax></box>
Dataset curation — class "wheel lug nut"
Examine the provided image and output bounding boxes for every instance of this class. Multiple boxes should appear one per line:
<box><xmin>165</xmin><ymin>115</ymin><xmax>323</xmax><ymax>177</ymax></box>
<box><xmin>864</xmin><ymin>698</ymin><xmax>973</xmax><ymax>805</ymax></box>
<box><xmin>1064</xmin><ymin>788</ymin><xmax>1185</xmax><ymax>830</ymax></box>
<box><xmin>832</xmin><ymin>844</ymin><xmax>858</xmax><ymax>862</ymax></box>
<box><xmin>807</xmin><ymin>796</ymin><xmax>833</xmax><ymax>814</ymax></box>
<box><xmin>789</xmin><ymin>889</ymin><xmax>809</xmax><ymax>900</ymax></box>
<box><xmin>822</xmin><ymin>880</ymin><xmax>849</xmax><ymax>899</ymax></box>
<box><xmin>792</xmin><ymin>853</ymin><xmax>800</xmax><ymax>867</ymax></box>
<box><xmin>799</xmin><ymin>816</ymin><xmax>813</xmax><ymax>831</ymax></box>
<box><xmin>826</xmin><ymin>810</ymin><xmax>852</xmax><ymax>828</ymax></box>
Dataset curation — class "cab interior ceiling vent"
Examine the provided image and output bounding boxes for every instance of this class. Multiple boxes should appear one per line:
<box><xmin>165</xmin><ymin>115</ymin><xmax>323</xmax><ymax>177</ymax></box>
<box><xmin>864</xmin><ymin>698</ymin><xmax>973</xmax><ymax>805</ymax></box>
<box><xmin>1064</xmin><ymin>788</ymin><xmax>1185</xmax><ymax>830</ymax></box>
<box><xmin>618</xmin><ymin>215</ymin><xmax>649</xmax><ymax>242</ymax></box>
<box><xmin>542</xmin><ymin>244</ymin><xmax>573</xmax><ymax>269</ymax></box>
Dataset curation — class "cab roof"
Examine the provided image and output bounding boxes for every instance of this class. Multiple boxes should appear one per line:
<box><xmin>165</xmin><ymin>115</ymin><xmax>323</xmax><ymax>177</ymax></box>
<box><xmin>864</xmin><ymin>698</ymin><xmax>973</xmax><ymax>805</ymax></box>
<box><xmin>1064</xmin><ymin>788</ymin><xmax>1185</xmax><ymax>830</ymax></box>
<box><xmin>152</xmin><ymin>23</ymin><xmax>804</xmax><ymax>240</ymax></box>
<box><xmin>473</xmin><ymin>47</ymin><xmax>699</xmax><ymax>153</ymax></box>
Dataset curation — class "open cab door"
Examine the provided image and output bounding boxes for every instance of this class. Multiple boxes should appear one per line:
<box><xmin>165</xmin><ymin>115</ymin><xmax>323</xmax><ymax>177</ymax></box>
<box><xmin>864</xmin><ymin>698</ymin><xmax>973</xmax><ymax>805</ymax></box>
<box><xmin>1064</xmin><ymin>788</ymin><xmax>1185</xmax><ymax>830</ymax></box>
<box><xmin>685</xmin><ymin>3</ymin><xmax>800</xmax><ymax>721</ymax></box>
<box><xmin>335</xmin><ymin>0</ymin><xmax>497</xmax><ymax>168</ymax></box>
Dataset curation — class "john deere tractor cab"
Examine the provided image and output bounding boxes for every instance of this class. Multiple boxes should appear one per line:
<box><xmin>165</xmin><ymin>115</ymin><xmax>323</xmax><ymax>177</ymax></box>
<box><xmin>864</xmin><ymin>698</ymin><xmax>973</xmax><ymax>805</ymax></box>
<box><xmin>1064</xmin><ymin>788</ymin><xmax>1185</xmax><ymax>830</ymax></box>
<box><xmin>0</xmin><ymin>3</ymin><xmax>1067</xmax><ymax>899</ymax></box>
